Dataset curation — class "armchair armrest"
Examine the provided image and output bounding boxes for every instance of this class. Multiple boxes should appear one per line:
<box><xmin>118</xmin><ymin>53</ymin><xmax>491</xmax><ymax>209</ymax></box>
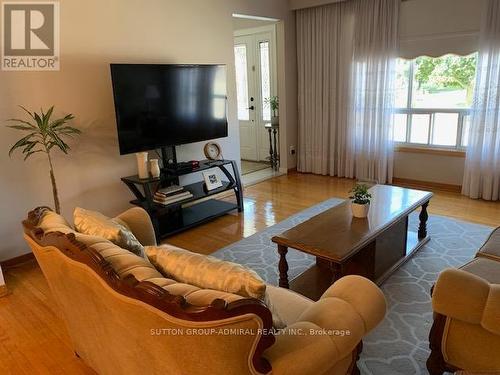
<box><xmin>115</xmin><ymin>207</ymin><xmax>157</xmax><ymax>247</ymax></box>
<box><xmin>264</xmin><ymin>276</ymin><xmax>386</xmax><ymax>375</ymax></box>
<box><xmin>432</xmin><ymin>268</ymin><xmax>500</xmax><ymax>335</ymax></box>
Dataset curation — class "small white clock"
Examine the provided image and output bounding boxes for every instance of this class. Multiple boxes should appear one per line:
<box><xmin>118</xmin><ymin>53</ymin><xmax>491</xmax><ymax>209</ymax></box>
<box><xmin>203</xmin><ymin>142</ymin><xmax>222</xmax><ymax>160</ymax></box>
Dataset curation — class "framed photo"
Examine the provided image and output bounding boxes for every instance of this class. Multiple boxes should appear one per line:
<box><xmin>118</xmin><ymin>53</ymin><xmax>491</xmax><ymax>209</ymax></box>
<box><xmin>203</xmin><ymin>171</ymin><xmax>223</xmax><ymax>191</ymax></box>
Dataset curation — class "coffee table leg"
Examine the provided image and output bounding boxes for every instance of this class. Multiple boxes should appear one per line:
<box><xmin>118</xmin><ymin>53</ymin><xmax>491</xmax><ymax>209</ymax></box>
<box><xmin>278</xmin><ymin>245</ymin><xmax>289</xmax><ymax>289</ymax></box>
<box><xmin>418</xmin><ymin>201</ymin><xmax>429</xmax><ymax>240</ymax></box>
<box><xmin>330</xmin><ymin>262</ymin><xmax>342</xmax><ymax>284</ymax></box>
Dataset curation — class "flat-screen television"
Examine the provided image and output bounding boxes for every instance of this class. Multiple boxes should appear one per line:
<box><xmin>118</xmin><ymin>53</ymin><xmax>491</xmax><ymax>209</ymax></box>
<box><xmin>110</xmin><ymin>64</ymin><xmax>228</xmax><ymax>155</ymax></box>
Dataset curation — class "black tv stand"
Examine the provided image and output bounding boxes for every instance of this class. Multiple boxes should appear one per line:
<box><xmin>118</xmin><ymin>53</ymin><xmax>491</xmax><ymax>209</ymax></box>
<box><xmin>121</xmin><ymin>158</ymin><xmax>243</xmax><ymax>242</ymax></box>
<box><xmin>160</xmin><ymin>145</ymin><xmax>177</xmax><ymax>169</ymax></box>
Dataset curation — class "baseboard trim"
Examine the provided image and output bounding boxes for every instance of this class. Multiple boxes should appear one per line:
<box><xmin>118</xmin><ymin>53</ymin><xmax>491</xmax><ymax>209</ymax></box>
<box><xmin>1</xmin><ymin>252</ymin><xmax>35</xmax><ymax>268</ymax></box>
<box><xmin>0</xmin><ymin>265</ymin><xmax>7</xmax><ymax>297</ymax></box>
<box><xmin>392</xmin><ymin>178</ymin><xmax>462</xmax><ymax>193</ymax></box>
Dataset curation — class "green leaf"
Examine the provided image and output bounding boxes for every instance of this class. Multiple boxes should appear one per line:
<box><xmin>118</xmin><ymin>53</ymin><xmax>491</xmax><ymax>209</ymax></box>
<box><xmin>18</xmin><ymin>105</ymin><xmax>35</xmax><ymax>120</ymax></box>
<box><xmin>22</xmin><ymin>141</ymin><xmax>38</xmax><ymax>154</ymax></box>
<box><xmin>58</xmin><ymin>126</ymin><xmax>82</xmax><ymax>136</ymax></box>
<box><xmin>23</xmin><ymin>149</ymin><xmax>44</xmax><ymax>160</ymax></box>
<box><xmin>50</xmin><ymin>114</ymin><xmax>75</xmax><ymax>129</ymax></box>
<box><xmin>33</xmin><ymin>112</ymin><xmax>44</xmax><ymax>130</ymax></box>
<box><xmin>6</xmin><ymin>119</ymin><xmax>37</xmax><ymax>129</ymax></box>
<box><xmin>48</xmin><ymin>131</ymin><xmax>69</xmax><ymax>153</ymax></box>
<box><xmin>42</xmin><ymin>106</ymin><xmax>54</xmax><ymax>129</ymax></box>
<box><xmin>8</xmin><ymin>133</ymin><xmax>36</xmax><ymax>157</ymax></box>
<box><xmin>7</xmin><ymin>124</ymin><xmax>36</xmax><ymax>131</ymax></box>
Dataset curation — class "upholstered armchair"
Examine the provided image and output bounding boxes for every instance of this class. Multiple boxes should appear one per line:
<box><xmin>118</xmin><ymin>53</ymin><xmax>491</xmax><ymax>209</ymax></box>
<box><xmin>428</xmin><ymin>266</ymin><xmax>500</xmax><ymax>374</ymax></box>
<box><xmin>23</xmin><ymin>206</ymin><xmax>387</xmax><ymax>375</ymax></box>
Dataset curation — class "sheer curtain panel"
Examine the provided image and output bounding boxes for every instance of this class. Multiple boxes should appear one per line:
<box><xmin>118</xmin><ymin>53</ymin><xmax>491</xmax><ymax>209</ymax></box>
<box><xmin>462</xmin><ymin>0</ymin><xmax>500</xmax><ymax>201</ymax></box>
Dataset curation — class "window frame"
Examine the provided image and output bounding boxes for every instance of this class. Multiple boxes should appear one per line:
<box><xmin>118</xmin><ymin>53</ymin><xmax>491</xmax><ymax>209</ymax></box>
<box><xmin>395</xmin><ymin>58</ymin><xmax>471</xmax><ymax>151</ymax></box>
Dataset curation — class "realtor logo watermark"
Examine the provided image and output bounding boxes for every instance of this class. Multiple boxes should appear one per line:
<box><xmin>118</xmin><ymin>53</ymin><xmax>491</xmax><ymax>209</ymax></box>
<box><xmin>2</xmin><ymin>1</ymin><xmax>60</xmax><ymax>70</ymax></box>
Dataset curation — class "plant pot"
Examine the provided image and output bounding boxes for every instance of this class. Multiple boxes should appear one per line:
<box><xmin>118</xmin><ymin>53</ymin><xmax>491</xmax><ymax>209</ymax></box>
<box><xmin>271</xmin><ymin>116</ymin><xmax>279</xmax><ymax>125</ymax></box>
<box><xmin>351</xmin><ymin>202</ymin><xmax>370</xmax><ymax>218</ymax></box>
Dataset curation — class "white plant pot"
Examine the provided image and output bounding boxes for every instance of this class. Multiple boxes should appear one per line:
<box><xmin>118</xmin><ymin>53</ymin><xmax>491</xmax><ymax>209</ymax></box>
<box><xmin>351</xmin><ymin>202</ymin><xmax>370</xmax><ymax>218</ymax></box>
<box><xmin>271</xmin><ymin>115</ymin><xmax>279</xmax><ymax>125</ymax></box>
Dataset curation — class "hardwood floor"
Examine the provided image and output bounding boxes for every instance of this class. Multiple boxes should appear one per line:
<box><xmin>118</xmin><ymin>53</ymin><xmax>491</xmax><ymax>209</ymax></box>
<box><xmin>1</xmin><ymin>173</ymin><xmax>499</xmax><ymax>374</ymax></box>
<box><xmin>167</xmin><ymin>173</ymin><xmax>500</xmax><ymax>254</ymax></box>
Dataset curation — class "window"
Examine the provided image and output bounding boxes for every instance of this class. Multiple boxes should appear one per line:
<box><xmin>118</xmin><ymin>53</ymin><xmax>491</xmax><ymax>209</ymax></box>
<box><xmin>394</xmin><ymin>53</ymin><xmax>477</xmax><ymax>149</ymax></box>
<box><xmin>259</xmin><ymin>41</ymin><xmax>272</xmax><ymax>122</ymax></box>
<box><xmin>234</xmin><ymin>44</ymin><xmax>250</xmax><ymax>121</ymax></box>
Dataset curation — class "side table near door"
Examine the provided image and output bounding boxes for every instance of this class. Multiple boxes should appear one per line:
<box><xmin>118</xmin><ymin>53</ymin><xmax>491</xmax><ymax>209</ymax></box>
<box><xmin>265</xmin><ymin>123</ymin><xmax>279</xmax><ymax>171</ymax></box>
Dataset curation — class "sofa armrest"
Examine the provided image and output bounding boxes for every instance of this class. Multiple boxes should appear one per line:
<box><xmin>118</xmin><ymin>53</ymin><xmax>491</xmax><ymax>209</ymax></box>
<box><xmin>115</xmin><ymin>207</ymin><xmax>157</xmax><ymax>247</ymax></box>
<box><xmin>264</xmin><ymin>276</ymin><xmax>386</xmax><ymax>374</ymax></box>
<box><xmin>433</xmin><ymin>268</ymin><xmax>500</xmax><ymax>335</ymax></box>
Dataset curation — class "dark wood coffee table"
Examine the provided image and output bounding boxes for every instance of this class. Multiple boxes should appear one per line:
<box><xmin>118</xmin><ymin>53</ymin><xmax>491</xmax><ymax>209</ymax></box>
<box><xmin>271</xmin><ymin>185</ymin><xmax>433</xmax><ymax>300</ymax></box>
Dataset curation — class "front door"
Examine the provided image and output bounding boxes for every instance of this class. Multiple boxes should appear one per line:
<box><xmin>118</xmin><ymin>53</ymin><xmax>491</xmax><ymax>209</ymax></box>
<box><xmin>234</xmin><ymin>28</ymin><xmax>277</xmax><ymax>161</ymax></box>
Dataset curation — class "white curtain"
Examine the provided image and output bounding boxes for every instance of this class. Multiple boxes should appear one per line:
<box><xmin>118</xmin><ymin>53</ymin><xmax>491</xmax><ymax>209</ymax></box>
<box><xmin>296</xmin><ymin>3</ymin><xmax>355</xmax><ymax>176</ymax></box>
<box><xmin>296</xmin><ymin>0</ymin><xmax>399</xmax><ymax>183</ymax></box>
<box><xmin>462</xmin><ymin>0</ymin><xmax>500</xmax><ymax>201</ymax></box>
<box><xmin>348</xmin><ymin>0</ymin><xmax>399</xmax><ymax>183</ymax></box>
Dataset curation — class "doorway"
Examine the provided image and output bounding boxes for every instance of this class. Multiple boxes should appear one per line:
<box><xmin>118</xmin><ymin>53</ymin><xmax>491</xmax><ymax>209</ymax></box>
<box><xmin>233</xmin><ymin>16</ymin><xmax>279</xmax><ymax>179</ymax></box>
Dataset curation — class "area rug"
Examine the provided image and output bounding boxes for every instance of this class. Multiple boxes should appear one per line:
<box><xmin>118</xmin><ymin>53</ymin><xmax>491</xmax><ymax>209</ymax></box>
<box><xmin>211</xmin><ymin>198</ymin><xmax>493</xmax><ymax>375</ymax></box>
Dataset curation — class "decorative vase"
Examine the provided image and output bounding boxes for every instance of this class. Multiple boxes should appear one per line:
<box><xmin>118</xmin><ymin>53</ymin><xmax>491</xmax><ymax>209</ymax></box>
<box><xmin>271</xmin><ymin>115</ymin><xmax>279</xmax><ymax>125</ymax></box>
<box><xmin>351</xmin><ymin>202</ymin><xmax>370</xmax><ymax>218</ymax></box>
<box><xmin>136</xmin><ymin>152</ymin><xmax>149</xmax><ymax>179</ymax></box>
<box><xmin>150</xmin><ymin>159</ymin><xmax>161</xmax><ymax>178</ymax></box>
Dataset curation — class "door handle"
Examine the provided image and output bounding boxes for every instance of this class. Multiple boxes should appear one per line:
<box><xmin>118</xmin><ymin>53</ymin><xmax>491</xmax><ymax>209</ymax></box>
<box><xmin>247</xmin><ymin>105</ymin><xmax>255</xmax><ymax>110</ymax></box>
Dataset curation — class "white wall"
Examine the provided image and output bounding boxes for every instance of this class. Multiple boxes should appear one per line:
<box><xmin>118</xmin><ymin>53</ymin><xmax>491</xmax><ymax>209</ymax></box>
<box><xmin>394</xmin><ymin>152</ymin><xmax>465</xmax><ymax>186</ymax></box>
<box><xmin>0</xmin><ymin>0</ymin><xmax>297</xmax><ymax>261</ymax></box>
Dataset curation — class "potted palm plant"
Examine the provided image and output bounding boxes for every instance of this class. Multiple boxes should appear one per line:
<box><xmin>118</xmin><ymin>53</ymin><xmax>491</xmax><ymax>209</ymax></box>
<box><xmin>349</xmin><ymin>184</ymin><xmax>372</xmax><ymax>218</ymax></box>
<box><xmin>266</xmin><ymin>96</ymin><xmax>279</xmax><ymax>125</ymax></box>
<box><xmin>7</xmin><ymin>106</ymin><xmax>80</xmax><ymax>214</ymax></box>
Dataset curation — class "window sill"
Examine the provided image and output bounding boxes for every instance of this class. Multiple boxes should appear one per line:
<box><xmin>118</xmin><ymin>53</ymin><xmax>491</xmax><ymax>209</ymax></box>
<box><xmin>395</xmin><ymin>146</ymin><xmax>466</xmax><ymax>158</ymax></box>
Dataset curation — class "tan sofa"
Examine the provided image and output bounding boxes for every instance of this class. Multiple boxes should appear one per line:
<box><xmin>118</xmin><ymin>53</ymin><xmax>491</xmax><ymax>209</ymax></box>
<box><xmin>427</xmin><ymin>227</ymin><xmax>500</xmax><ymax>375</ymax></box>
<box><xmin>23</xmin><ymin>206</ymin><xmax>386</xmax><ymax>375</ymax></box>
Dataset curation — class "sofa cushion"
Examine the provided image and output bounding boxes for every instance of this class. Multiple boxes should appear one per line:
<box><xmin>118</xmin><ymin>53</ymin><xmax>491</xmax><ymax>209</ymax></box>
<box><xmin>146</xmin><ymin>244</ymin><xmax>266</xmax><ymax>299</ymax></box>
<box><xmin>476</xmin><ymin>227</ymin><xmax>500</xmax><ymax>261</ymax></box>
<box><xmin>37</xmin><ymin>208</ymin><xmax>162</xmax><ymax>281</ymax></box>
<box><xmin>460</xmin><ymin>257</ymin><xmax>500</xmax><ymax>284</ymax></box>
<box><xmin>36</xmin><ymin>208</ymin><xmax>251</xmax><ymax>310</ymax></box>
<box><xmin>74</xmin><ymin>207</ymin><xmax>145</xmax><ymax>258</ymax></box>
<box><xmin>36</xmin><ymin>209</ymin><xmax>74</xmax><ymax>235</ymax></box>
<box><xmin>146</xmin><ymin>244</ymin><xmax>286</xmax><ymax>328</ymax></box>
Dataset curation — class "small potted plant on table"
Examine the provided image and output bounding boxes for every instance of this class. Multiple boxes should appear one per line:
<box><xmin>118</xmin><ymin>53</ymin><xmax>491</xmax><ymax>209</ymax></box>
<box><xmin>266</xmin><ymin>96</ymin><xmax>279</xmax><ymax>125</ymax></box>
<box><xmin>349</xmin><ymin>184</ymin><xmax>372</xmax><ymax>218</ymax></box>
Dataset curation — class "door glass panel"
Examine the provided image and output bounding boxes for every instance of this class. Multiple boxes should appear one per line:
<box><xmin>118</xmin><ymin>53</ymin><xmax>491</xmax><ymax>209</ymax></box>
<box><xmin>432</xmin><ymin>113</ymin><xmax>459</xmax><ymax>146</ymax></box>
<box><xmin>259</xmin><ymin>41</ymin><xmax>271</xmax><ymax>122</ymax></box>
<box><xmin>410</xmin><ymin>114</ymin><xmax>430</xmax><ymax>144</ymax></box>
<box><xmin>234</xmin><ymin>44</ymin><xmax>249</xmax><ymax>121</ymax></box>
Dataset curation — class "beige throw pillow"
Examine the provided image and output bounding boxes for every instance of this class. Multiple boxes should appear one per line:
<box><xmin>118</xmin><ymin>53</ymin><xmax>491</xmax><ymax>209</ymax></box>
<box><xmin>146</xmin><ymin>244</ymin><xmax>266</xmax><ymax>299</ymax></box>
<box><xmin>146</xmin><ymin>244</ymin><xmax>286</xmax><ymax>328</ymax></box>
<box><xmin>74</xmin><ymin>207</ymin><xmax>145</xmax><ymax>258</ymax></box>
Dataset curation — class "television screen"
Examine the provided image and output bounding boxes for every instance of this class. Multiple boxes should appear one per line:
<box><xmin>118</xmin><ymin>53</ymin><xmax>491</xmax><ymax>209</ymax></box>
<box><xmin>110</xmin><ymin>64</ymin><xmax>228</xmax><ymax>155</ymax></box>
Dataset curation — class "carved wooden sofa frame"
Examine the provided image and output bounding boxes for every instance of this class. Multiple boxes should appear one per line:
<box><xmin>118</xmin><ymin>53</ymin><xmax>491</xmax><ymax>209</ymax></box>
<box><xmin>23</xmin><ymin>207</ymin><xmax>274</xmax><ymax>373</ymax></box>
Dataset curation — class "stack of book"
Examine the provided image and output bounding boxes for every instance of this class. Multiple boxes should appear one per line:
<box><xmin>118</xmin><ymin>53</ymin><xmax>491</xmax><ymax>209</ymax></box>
<box><xmin>153</xmin><ymin>185</ymin><xmax>193</xmax><ymax>206</ymax></box>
